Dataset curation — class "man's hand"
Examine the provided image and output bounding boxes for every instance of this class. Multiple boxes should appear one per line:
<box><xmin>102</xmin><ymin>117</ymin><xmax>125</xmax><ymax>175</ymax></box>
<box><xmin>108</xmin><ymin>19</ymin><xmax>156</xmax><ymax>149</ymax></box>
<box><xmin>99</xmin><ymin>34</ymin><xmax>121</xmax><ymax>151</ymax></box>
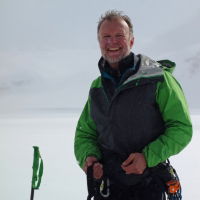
<box><xmin>83</xmin><ymin>156</ymin><xmax>103</xmax><ymax>179</ymax></box>
<box><xmin>121</xmin><ymin>153</ymin><xmax>147</xmax><ymax>174</ymax></box>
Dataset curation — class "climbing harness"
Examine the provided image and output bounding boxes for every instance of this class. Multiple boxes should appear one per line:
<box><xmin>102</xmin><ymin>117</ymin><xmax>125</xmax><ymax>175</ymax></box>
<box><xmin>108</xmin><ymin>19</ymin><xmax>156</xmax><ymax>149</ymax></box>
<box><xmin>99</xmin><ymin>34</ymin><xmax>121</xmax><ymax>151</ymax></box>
<box><xmin>86</xmin><ymin>160</ymin><xmax>182</xmax><ymax>200</ymax></box>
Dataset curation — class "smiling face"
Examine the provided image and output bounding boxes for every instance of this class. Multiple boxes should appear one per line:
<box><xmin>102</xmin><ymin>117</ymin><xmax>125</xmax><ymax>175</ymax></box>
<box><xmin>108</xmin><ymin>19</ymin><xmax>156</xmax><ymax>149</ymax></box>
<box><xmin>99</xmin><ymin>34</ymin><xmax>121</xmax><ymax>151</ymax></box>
<box><xmin>98</xmin><ymin>17</ymin><xmax>134</xmax><ymax>69</ymax></box>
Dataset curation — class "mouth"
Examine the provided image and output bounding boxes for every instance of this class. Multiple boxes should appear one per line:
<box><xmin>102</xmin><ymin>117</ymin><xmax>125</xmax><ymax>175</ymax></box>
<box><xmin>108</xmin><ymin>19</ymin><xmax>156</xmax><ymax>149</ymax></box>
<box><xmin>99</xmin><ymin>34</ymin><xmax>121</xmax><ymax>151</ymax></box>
<box><xmin>107</xmin><ymin>47</ymin><xmax>121</xmax><ymax>52</ymax></box>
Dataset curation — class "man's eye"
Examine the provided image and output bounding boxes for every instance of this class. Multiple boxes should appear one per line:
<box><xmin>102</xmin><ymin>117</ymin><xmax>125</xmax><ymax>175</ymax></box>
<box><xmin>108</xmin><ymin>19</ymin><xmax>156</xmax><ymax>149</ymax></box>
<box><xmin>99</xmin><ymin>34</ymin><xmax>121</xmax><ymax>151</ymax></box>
<box><xmin>103</xmin><ymin>35</ymin><xmax>110</xmax><ymax>38</ymax></box>
<box><xmin>116</xmin><ymin>34</ymin><xmax>124</xmax><ymax>38</ymax></box>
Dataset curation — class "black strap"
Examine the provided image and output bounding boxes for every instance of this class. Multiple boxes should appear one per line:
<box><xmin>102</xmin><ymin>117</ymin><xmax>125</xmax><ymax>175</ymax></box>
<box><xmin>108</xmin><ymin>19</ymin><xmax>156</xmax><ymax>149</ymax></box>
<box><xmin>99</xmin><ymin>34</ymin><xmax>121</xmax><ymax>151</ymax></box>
<box><xmin>87</xmin><ymin>164</ymin><xmax>95</xmax><ymax>200</ymax></box>
<box><xmin>87</xmin><ymin>161</ymin><xmax>103</xmax><ymax>200</ymax></box>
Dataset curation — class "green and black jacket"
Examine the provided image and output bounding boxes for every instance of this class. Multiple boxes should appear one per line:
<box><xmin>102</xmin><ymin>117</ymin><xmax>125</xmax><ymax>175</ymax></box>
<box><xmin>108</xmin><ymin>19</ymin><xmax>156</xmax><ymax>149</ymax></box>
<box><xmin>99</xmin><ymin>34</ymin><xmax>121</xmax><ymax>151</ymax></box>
<box><xmin>74</xmin><ymin>53</ymin><xmax>192</xmax><ymax>179</ymax></box>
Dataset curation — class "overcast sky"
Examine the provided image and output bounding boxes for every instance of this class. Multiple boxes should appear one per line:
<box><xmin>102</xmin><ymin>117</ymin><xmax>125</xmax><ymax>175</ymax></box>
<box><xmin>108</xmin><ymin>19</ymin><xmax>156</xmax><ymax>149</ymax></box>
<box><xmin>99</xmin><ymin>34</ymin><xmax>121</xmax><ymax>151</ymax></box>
<box><xmin>1</xmin><ymin>0</ymin><xmax>200</xmax><ymax>51</ymax></box>
<box><xmin>0</xmin><ymin>0</ymin><xmax>200</xmax><ymax>111</ymax></box>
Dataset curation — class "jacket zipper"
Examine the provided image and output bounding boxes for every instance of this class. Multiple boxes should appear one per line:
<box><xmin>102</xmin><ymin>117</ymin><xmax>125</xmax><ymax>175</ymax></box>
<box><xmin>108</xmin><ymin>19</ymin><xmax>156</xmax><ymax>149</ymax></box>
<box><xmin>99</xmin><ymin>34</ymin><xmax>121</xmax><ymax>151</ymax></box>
<box><xmin>109</xmin><ymin>80</ymin><xmax>139</xmax><ymax>108</ymax></box>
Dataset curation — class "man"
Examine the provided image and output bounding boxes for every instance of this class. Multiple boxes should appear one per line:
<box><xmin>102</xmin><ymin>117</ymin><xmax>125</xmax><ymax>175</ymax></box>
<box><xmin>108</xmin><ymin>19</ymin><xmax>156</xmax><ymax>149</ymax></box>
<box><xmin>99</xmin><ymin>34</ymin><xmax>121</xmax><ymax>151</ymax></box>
<box><xmin>74</xmin><ymin>10</ymin><xmax>192</xmax><ymax>200</ymax></box>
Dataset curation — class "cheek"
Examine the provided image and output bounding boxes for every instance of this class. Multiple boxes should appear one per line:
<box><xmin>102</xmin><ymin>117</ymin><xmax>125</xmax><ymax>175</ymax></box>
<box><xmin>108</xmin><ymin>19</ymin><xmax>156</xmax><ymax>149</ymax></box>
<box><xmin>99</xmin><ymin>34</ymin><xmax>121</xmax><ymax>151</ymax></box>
<box><xmin>123</xmin><ymin>40</ymin><xmax>132</xmax><ymax>49</ymax></box>
<box><xmin>99</xmin><ymin>41</ymin><xmax>107</xmax><ymax>50</ymax></box>
<box><xmin>119</xmin><ymin>39</ymin><xmax>128</xmax><ymax>46</ymax></box>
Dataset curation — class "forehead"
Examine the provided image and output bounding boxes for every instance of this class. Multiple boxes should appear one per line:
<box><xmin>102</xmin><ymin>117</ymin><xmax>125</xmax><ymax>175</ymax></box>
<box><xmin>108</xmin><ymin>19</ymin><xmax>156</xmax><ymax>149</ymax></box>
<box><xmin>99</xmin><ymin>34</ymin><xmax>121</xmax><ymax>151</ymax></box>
<box><xmin>99</xmin><ymin>18</ymin><xmax>129</xmax><ymax>34</ymax></box>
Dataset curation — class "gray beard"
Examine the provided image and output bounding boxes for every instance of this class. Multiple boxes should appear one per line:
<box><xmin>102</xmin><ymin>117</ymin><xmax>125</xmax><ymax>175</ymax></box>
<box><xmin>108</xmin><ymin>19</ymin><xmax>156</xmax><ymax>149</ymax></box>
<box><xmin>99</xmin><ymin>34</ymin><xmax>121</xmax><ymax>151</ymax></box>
<box><xmin>103</xmin><ymin>54</ymin><xmax>125</xmax><ymax>64</ymax></box>
<box><xmin>102</xmin><ymin>49</ymin><xmax>131</xmax><ymax>65</ymax></box>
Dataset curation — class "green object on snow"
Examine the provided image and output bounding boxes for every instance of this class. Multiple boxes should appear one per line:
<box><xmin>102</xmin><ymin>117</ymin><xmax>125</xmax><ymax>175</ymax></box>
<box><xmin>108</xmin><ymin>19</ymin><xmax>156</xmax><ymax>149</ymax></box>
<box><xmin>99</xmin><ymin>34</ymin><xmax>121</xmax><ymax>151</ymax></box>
<box><xmin>31</xmin><ymin>146</ymin><xmax>43</xmax><ymax>189</ymax></box>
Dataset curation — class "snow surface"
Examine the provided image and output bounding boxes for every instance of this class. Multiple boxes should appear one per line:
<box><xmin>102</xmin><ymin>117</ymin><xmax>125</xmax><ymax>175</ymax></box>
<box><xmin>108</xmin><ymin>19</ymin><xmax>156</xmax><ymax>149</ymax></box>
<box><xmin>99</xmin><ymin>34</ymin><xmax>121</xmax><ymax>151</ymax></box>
<box><xmin>0</xmin><ymin>111</ymin><xmax>199</xmax><ymax>200</ymax></box>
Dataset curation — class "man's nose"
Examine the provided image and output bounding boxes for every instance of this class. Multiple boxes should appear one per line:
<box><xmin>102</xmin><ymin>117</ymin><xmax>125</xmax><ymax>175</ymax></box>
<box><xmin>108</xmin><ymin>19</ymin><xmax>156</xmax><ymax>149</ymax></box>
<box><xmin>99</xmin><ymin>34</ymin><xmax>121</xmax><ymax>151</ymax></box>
<box><xmin>107</xmin><ymin>36</ymin><xmax>118</xmax><ymax>44</ymax></box>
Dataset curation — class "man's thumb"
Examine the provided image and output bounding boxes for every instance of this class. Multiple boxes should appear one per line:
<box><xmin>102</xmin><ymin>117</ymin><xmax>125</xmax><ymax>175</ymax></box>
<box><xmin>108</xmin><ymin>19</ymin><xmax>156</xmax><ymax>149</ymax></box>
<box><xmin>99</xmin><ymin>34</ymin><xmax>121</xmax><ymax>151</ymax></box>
<box><xmin>122</xmin><ymin>153</ymin><xmax>135</xmax><ymax>166</ymax></box>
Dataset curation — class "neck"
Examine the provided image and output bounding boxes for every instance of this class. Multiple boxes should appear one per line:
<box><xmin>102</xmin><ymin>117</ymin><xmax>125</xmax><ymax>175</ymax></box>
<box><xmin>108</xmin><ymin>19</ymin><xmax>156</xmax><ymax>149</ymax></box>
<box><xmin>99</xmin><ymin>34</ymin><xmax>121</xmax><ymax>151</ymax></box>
<box><xmin>98</xmin><ymin>52</ymin><xmax>136</xmax><ymax>76</ymax></box>
<box><xmin>110</xmin><ymin>62</ymin><xmax>119</xmax><ymax>70</ymax></box>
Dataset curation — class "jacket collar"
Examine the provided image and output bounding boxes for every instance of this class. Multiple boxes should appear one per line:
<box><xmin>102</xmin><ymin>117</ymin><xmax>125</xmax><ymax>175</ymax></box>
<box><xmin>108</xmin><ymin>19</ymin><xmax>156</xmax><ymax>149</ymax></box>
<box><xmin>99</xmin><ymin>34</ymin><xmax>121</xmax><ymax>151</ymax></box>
<box><xmin>98</xmin><ymin>52</ymin><xmax>140</xmax><ymax>86</ymax></box>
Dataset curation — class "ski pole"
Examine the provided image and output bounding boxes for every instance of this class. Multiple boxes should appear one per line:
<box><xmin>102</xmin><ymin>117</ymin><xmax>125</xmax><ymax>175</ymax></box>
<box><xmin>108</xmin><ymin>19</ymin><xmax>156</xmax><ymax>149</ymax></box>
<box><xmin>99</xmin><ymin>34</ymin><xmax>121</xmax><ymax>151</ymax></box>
<box><xmin>30</xmin><ymin>188</ymin><xmax>34</xmax><ymax>200</ymax></box>
<box><xmin>30</xmin><ymin>146</ymin><xmax>43</xmax><ymax>200</ymax></box>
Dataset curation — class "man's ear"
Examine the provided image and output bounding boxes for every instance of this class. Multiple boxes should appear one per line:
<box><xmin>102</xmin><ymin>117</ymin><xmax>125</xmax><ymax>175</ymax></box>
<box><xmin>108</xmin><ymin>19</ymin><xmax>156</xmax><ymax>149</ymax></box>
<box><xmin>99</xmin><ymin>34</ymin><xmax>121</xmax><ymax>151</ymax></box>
<box><xmin>130</xmin><ymin>37</ymin><xmax>134</xmax><ymax>48</ymax></box>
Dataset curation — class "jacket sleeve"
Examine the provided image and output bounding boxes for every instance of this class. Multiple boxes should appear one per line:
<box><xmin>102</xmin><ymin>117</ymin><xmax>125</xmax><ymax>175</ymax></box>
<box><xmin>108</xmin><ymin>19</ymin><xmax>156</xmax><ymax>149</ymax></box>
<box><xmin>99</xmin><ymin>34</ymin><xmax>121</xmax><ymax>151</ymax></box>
<box><xmin>142</xmin><ymin>70</ymin><xmax>192</xmax><ymax>167</ymax></box>
<box><xmin>74</xmin><ymin>95</ymin><xmax>102</xmax><ymax>168</ymax></box>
